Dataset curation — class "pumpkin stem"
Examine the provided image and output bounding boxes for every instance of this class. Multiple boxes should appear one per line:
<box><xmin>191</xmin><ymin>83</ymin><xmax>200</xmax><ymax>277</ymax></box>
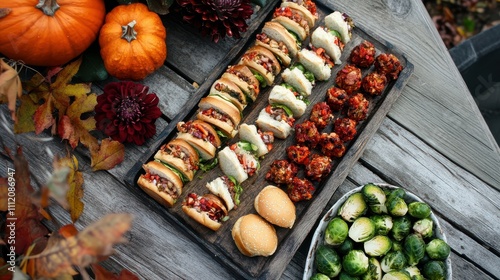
<box><xmin>36</xmin><ymin>0</ymin><xmax>60</xmax><ymax>16</ymax></box>
<box><xmin>121</xmin><ymin>20</ymin><xmax>138</xmax><ymax>43</ymax></box>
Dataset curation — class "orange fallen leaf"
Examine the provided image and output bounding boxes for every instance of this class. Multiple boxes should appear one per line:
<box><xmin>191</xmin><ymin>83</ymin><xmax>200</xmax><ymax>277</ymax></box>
<box><xmin>90</xmin><ymin>139</ymin><xmax>125</xmax><ymax>171</ymax></box>
<box><xmin>92</xmin><ymin>263</ymin><xmax>140</xmax><ymax>280</ymax></box>
<box><xmin>0</xmin><ymin>59</ymin><xmax>22</xmax><ymax>122</ymax></box>
<box><xmin>0</xmin><ymin>177</ymin><xmax>8</xmax><ymax>211</ymax></box>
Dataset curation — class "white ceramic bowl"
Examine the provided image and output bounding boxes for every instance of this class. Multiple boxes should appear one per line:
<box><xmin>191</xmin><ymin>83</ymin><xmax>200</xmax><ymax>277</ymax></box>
<box><xmin>303</xmin><ymin>183</ymin><xmax>452</xmax><ymax>279</ymax></box>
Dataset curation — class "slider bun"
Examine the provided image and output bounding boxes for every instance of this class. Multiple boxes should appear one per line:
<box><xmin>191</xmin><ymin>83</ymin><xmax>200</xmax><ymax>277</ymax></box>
<box><xmin>297</xmin><ymin>49</ymin><xmax>332</xmax><ymax>81</ymax></box>
<box><xmin>137</xmin><ymin>161</ymin><xmax>183</xmax><ymax>208</ymax></box>
<box><xmin>311</xmin><ymin>27</ymin><xmax>342</xmax><ymax>65</ymax></box>
<box><xmin>221</xmin><ymin>65</ymin><xmax>260</xmax><ymax>101</ymax></box>
<box><xmin>254</xmin><ymin>185</ymin><xmax>296</xmax><ymax>228</ymax></box>
<box><xmin>238</xmin><ymin>124</ymin><xmax>269</xmax><ymax>157</ymax></box>
<box><xmin>154</xmin><ymin>138</ymin><xmax>199</xmax><ymax>181</ymax></box>
<box><xmin>268</xmin><ymin>85</ymin><xmax>307</xmax><ymax>118</ymax></box>
<box><xmin>325</xmin><ymin>11</ymin><xmax>352</xmax><ymax>44</ymax></box>
<box><xmin>218</xmin><ymin>147</ymin><xmax>248</xmax><ymax>184</ymax></box>
<box><xmin>209</xmin><ymin>77</ymin><xmax>247</xmax><ymax>112</ymax></box>
<box><xmin>197</xmin><ymin>95</ymin><xmax>241</xmax><ymax>137</ymax></box>
<box><xmin>262</xmin><ymin>21</ymin><xmax>298</xmax><ymax>57</ymax></box>
<box><xmin>239</xmin><ymin>46</ymin><xmax>281</xmax><ymax>86</ymax></box>
<box><xmin>206</xmin><ymin>176</ymin><xmax>235</xmax><ymax>211</ymax></box>
<box><xmin>255</xmin><ymin>108</ymin><xmax>292</xmax><ymax>139</ymax></box>
<box><xmin>272</xmin><ymin>15</ymin><xmax>308</xmax><ymax>41</ymax></box>
<box><xmin>280</xmin><ymin>2</ymin><xmax>317</xmax><ymax>28</ymax></box>
<box><xmin>182</xmin><ymin>194</ymin><xmax>227</xmax><ymax>231</ymax></box>
<box><xmin>281</xmin><ymin>67</ymin><xmax>313</xmax><ymax>96</ymax></box>
<box><xmin>232</xmin><ymin>214</ymin><xmax>278</xmax><ymax>257</ymax></box>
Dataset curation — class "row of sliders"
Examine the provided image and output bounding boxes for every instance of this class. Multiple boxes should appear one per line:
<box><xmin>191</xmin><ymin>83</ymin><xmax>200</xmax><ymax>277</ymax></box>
<box><xmin>136</xmin><ymin>0</ymin><xmax>321</xmax><ymax>232</ymax></box>
<box><xmin>255</xmin><ymin>11</ymin><xmax>355</xmax><ymax>140</ymax></box>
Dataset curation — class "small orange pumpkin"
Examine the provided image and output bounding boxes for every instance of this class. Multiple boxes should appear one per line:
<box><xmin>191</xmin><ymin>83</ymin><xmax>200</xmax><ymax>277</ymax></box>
<box><xmin>99</xmin><ymin>3</ymin><xmax>167</xmax><ymax>81</ymax></box>
<box><xmin>0</xmin><ymin>0</ymin><xmax>106</xmax><ymax>66</ymax></box>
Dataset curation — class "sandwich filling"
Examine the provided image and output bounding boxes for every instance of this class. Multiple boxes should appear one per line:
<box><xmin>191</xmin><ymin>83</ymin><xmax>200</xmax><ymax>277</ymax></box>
<box><xmin>184</xmin><ymin>193</ymin><xmax>226</xmax><ymax>222</ymax></box>
<box><xmin>226</xmin><ymin>66</ymin><xmax>259</xmax><ymax>97</ymax></box>
<box><xmin>230</xmin><ymin>142</ymin><xmax>260</xmax><ymax>177</ymax></box>
<box><xmin>242</xmin><ymin>51</ymin><xmax>278</xmax><ymax>75</ymax></box>
<box><xmin>265</xmin><ymin>105</ymin><xmax>295</xmax><ymax>127</ymax></box>
<box><xmin>273</xmin><ymin>7</ymin><xmax>309</xmax><ymax>34</ymax></box>
<box><xmin>214</xmin><ymin>82</ymin><xmax>245</xmax><ymax>105</ymax></box>
<box><xmin>160</xmin><ymin>143</ymin><xmax>199</xmax><ymax>172</ymax></box>
<box><xmin>200</xmin><ymin>107</ymin><xmax>234</xmax><ymax>127</ymax></box>
<box><xmin>258</xmin><ymin>130</ymin><xmax>275</xmax><ymax>152</ymax></box>
<box><xmin>143</xmin><ymin>171</ymin><xmax>179</xmax><ymax>199</ymax></box>
<box><xmin>256</xmin><ymin>33</ymin><xmax>290</xmax><ymax>56</ymax></box>
<box><xmin>283</xmin><ymin>0</ymin><xmax>317</xmax><ymax>16</ymax></box>
<box><xmin>177</xmin><ymin>121</ymin><xmax>218</xmax><ymax>147</ymax></box>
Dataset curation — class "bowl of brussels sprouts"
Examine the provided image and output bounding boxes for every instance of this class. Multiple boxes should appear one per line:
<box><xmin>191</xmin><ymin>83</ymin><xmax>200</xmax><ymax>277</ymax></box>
<box><xmin>303</xmin><ymin>183</ymin><xmax>452</xmax><ymax>280</ymax></box>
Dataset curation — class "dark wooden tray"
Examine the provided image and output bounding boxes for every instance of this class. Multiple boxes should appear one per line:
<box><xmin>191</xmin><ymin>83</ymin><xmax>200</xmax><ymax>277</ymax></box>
<box><xmin>125</xmin><ymin>1</ymin><xmax>414</xmax><ymax>278</ymax></box>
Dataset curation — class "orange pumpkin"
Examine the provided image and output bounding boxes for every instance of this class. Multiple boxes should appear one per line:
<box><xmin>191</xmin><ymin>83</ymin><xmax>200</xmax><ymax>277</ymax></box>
<box><xmin>0</xmin><ymin>0</ymin><xmax>106</xmax><ymax>66</ymax></box>
<box><xmin>99</xmin><ymin>3</ymin><xmax>167</xmax><ymax>81</ymax></box>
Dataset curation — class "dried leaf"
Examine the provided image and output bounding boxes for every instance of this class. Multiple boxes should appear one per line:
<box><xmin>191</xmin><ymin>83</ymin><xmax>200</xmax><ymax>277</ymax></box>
<box><xmin>30</xmin><ymin>213</ymin><xmax>133</xmax><ymax>278</ymax></box>
<box><xmin>52</xmin><ymin>154</ymin><xmax>84</xmax><ymax>222</ymax></box>
<box><xmin>92</xmin><ymin>264</ymin><xmax>140</xmax><ymax>280</ymax></box>
<box><xmin>0</xmin><ymin>177</ymin><xmax>8</xmax><ymax>211</ymax></box>
<box><xmin>14</xmin><ymin>94</ymin><xmax>38</xmax><ymax>133</ymax></box>
<box><xmin>0</xmin><ymin>59</ymin><xmax>22</xmax><ymax>122</ymax></box>
<box><xmin>58</xmin><ymin>93</ymin><xmax>98</xmax><ymax>150</ymax></box>
<box><xmin>90</xmin><ymin>139</ymin><xmax>125</xmax><ymax>171</ymax></box>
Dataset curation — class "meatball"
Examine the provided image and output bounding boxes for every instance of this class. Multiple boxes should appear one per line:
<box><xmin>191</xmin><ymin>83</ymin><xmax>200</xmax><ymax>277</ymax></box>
<box><xmin>320</xmin><ymin>132</ymin><xmax>346</xmax><ymax>158</ymax></box>
<box><xmin>287</xmin><ymin>145</ymin><xmax>311</xmax><ymax>165</ymax></box>
<box><xmin>347</xmin><ymin>93</ymin><xmax>370</xmax><ymax>121</ymax></box>
<box><xmin>334</xmin><ymin>117</ymin><xmax>358</xmax><ymax>142</ymax></box>
<box><xmin>265</xmin><ymin>159</ymin><xmax>298</xmax><ymax>185</ymax></box>
<box><xmin>349</xmin><ymin>40</ymin><xmax>376</xmax><ymax>68</ymax></box>
<box><xmin>306</xmin><ymin>154</ymin><xmax>333</xmax><ymax>181</ymax></box>
<box><xmin>362</xmin><ymin>72</ymin><xmax>388</xmax><ymax>95</ymax></box>
<box><xmin>375</xmin><ymin>53</ymin><xmax>403</xmax><ymax>80</ymax></box>
<box><xmin>295</xmin><ymin>120</ymin><xmax>321</xmax><ymax>148</ymax></box>
<box><xmin>309</xmin><ymin>102</ymin><xmax>333</xmax><ymax>130</ymax></box>
<box><xmin>326</xmin><ymin>86</ymin><xmax>348</xmax><ymax>111</ymax></box>
<box><xmin>287</xmin><ymin>177</ymin><xmax>315</xmax><ymax>202</ymax></box>
<box><xmin>335</xmin><ymin>64</ymin><xmax>362</xmax><ymax>94</ymax></box>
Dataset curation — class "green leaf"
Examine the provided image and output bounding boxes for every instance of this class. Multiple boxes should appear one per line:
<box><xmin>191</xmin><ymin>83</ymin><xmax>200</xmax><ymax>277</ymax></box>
<box><xmin>273</xmin><ymin>104</ymin><xmax>293</xmax><ymax>117</ymax></box>
<box><xmin>200</xmin><ymin>157</ymin><xmax>218</xmax><ymax>172</ymax></box>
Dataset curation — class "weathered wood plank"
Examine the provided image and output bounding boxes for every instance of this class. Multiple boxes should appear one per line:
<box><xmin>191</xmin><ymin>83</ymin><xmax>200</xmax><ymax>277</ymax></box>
<box><xmin>323</xmin><ymin>0</ymin><xmax>500</xmax><ymax>188</ymax></box>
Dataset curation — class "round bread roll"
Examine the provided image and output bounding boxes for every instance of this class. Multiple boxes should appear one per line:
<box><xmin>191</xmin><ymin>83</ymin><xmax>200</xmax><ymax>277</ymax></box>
<box><xmin>254</xmin><ymin>185</ymin><xmax>296</xmax><ymax>228</ymax></box>
<box><xmin>232</xmin><ymin>214</ymin><xmax>278</xmax><ymax>257</ymax></box>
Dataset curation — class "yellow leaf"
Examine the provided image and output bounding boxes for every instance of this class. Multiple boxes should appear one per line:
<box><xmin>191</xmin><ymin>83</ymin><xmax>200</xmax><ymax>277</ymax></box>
<box><xmin>90</xmin><ymin>139</ymin><xmax>125</xmax><ymax>171</ymax></box>
<box><xmin>14</xmin><ymin>94</ymin><xmax>38</xmax><ymax>133</ymax></box>
<box><xmin>53</xmin><ymin>154</ymin><xmax>84</xmax><ymax>222</ymax></box>
<box><xmin>52</xmin><ymin>58</ymin><xmax>82</xmax><ymax>89</ymax></box>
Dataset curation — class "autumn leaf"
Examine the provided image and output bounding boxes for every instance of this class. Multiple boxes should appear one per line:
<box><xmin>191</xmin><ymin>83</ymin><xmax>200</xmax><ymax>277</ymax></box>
<box><xmin>58</xmin><ymin>93</ymin><xmax>98</xmax><ymax>150</ymax></box>
<box><xmin>53</xmin><ymin>154</ymin><xmax>84</xmax><ymax>222</ymax></box>
<box><xmin>0</xmin><ymin>177</ymin><xmax>7</xmax><ymax>211</ymax></box>
<box><xmin>92</xmin><ymin>264</ymin><xmax>140</xmax><ymax>280</ymax></box>
<box><xmin>27</xmin><ymin>213</ymin><xmax>133</xmax><ymax>278</ymax></box>
<box><xmin>0</xmin><ymin>58</ymin><xmax>22</xmax><ymax>122</ymax></box>
<box><xmin>90</xmin><ymin>139</ymin><xmax>125</xmax><ymax>171</ymax></box>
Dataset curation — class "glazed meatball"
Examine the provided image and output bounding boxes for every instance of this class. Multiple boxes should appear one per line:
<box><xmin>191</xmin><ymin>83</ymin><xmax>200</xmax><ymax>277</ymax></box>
<box><xmin>326</xmin><ymin>86</ymin><xmax>348</xmax><ymax>111</ymax></box>
<box><xmin>287</xmin><ymin>145</ymin><xmax>311</xmax><ymax>165</ymax></box>
<box><xmin>347</xmin><ymin>93</ymin><xmax>370</xmax><ymax>121</ymax></box>
<box><xmin>350</xmin><ymin>40</ymin><xmax>376</xmax><ymax>68</ymax></box>
<box><xmin>334</xmin><ymin>117</ymin><xmax>358</xmax><ymax>142</ymax></box>
<box><xmin>320</xmin><ymin>132</ymin><xmax>346</xmax><ymax>158</ymax></box>
<box><xmin>306</xmin><ymin>154</ymin><xmax>333</xmax><ymax>181</ymax></box>
<box><xmin>265</xmin><ymin>159</ymin><xmax>298</xmax><ymax>185</ymax></box>
<box><xmin>295</xmin><ymin>120</ymin><xmax>321</xmax><ymax>148</ymax></box>
<box><xmin>287</xmin><ymin>177</ymin><xmax>315</xmax><ymax>202</ymax></box>
<box><xmin>335</xmin><ymin>64</ymin><xmax>362</xmax><ymax>94</ymax></box>
<box><xmin>375</xmin><ymin>53</ymin><xmax>403</xmax><ymax>80</ymax></box>
<box><xmin>362</xmin><ymin>72</ymin><xmax>388</xmax><ymax>95</ymax></box>
<box><xmin>310</xmin><ymin>102</ymin><xmax>333</xmax><ymax>130</ymax></box>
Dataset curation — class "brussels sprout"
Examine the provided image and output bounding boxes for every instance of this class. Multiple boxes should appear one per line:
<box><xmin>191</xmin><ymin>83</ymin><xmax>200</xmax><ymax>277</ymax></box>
<box><xmin>381</xmin><ymin>271</ymin><xmax>411</xmax><ymax>280</ymax></box>
<box><xmin>315</xmin><ymin>245</ymin><xmax>342</xmax><ymax>277</ymax></box>
<box><xmin>408</xmin><ymin>202</ymin><xmax>431</xmax><ymax>219</ymax></box>
<box><xmin>339</xmin><ymin>192</ymin><xmax>368</xmax><ymax>222</ymax></box>
<box><xmin>325</xmin><ymin>217</ymin><xmax>349</xmax><ymax>246</ymax></box>
<box><xmin>425</xmin><ymin>239</ymin><xmax>451</xmax><ymax>260</ymax></box>
<box><xmin>422</xmin><ymin>260</ymin><xmax>446</xmax><ymax>280</ymax></box>
<box><xmin>338</xmin><ymin>238</ymin><xmax>355</xmax><ymax>256</ymax></box>
<box><xmin>381</xmin><ymin>251</ymin><xmax>407</xmax><ymax>273</ymax></box>
<box><xmin>413</xmin><ymin>218</ymin><xmax>433</xmax><ymax>239</ymax></box>
<box><xmin>362</xmin><ymin>183</ymin><xmax>387</xmax><ymax>206</ymax></box>
<box><xmin>343</xmin><ymin>250</ymin><xmax>369</xmax><ymax>276</ymax></box>
<box><xmin>371</xmin><ymin>215</ymin><xmax>393</xmax><ymax>235</ymax></box>
<box><xmin>364</xmin><ymin>235</ymin><xmax>392</xmax><ymax>257</ymax></box>
<box><xmin>370</xmin><ymin>203</ymin><xmax>388</xmax><ymax>214</ymax></box>
<box><xmin>387</xmin><ymin>188</ymin><xmax>406</xmax><ymax>201</ymax></box>
<box><xmin>419</xmin><ymin>253</ymin><xmax>431</xmax><ymax>264</ymax></box>
<box><xmin>310</xmin><ymin>273</ymin><xmax>331</xmax><ymax>280</ymax></box>
<box><xmin>412</xmin><ymin>275</ymin><xmax>425</xmax><ymax>280</ymax></box>
<box><xmin>361</xmin><ymin>257</ymin><xmax>382</xmax><ymax>280</ymax></box>
<box><xmin>391</xmin><ymin>239</ymin><xmax>403</xmax><ymax>252</ymax></box>
<box><xmin>404</xmin><ymin>266</ymin><xmax>421</xmax><ymax>277</ymax></box>
<box><xmin>403</xmin><ymin>233</ymin><xmax>426</xmax><ymax>265</ymax></box>
<box><xmin>391</xmin><ymin>216</ymin><xmax>412</xmax><ymax>241</ymax></box>
<box><xmin>387</xmin><ymin>197</ymin><xmax>408</xmax><ymax>217</ymax></box>
<box><xmin>349</xmin><ymin>217</ymin><xmax>376</xmax><ymax>242</ymax></box>
<box><xmin>340</xmin><ymin>272</ymin><xmax>361</xmax><ymax>280</ymax></box>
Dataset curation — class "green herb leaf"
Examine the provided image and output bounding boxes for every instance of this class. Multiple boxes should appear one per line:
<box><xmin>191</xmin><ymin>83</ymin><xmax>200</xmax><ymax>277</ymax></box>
<box><xmin>199</xmin><ymin>158</ymin><xmax>218</xmax><ymax>172</ymax></box>
<box><xmin>156</xmin><ymin>160</ymin><xmax>188</xmax><ymax>183</ymax></box>
<box><xmin>273</xmin><ymin>104</ymin><xmax>294</xmax><ymax>117</ymax></box>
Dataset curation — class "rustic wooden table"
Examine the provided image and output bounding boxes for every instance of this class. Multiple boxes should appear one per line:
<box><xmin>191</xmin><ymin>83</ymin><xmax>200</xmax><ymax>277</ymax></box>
<box><xmin>1</xmin><ymin>0</ymin><xmax>499</xmax><ymax>279</ymax></box>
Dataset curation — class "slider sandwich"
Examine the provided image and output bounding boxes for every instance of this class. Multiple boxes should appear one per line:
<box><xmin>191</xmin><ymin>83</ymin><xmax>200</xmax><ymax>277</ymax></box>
<box><xmin>137</xmin><ymin>161</ymin><xmax>183</xmax><ymax>208</ymax></box>
<box><xmin>221</xmin><ymin>65</ymin><xmax>260</xmax><ymax>102</ymax></box>
<box><xmin>281</xmin><ymin>66</ymin><xmax>314</xmax><ymax>96</ymax></box>
<box><xmin>280</xmin><ymin>0</ymin><xmax>319</xmax><ymax>28</ymax></box>
<box><xmin>238</xmin><ymin>124</ymin><xmax>275</xmax><ymax>157</ymax></box>
<box><xmin>154</xmin><ymin>138</ymin><xmax>199</xmax><ymax>182</ymax></box>
<box><xmin>239</xmin><ymin>45</ymin><xmax>281</xmax><ymax>87</ymax></box>
<box><xmin>297</xmin><ymin>48</ymin><xmax>332</xmax><ymax>81</ymax></box>
<box><xmin>311</xmin><ymin>26</ymin><xmax>343</xmax><ymax>65</ymax></box>
<box><xmin>256</xmin><ymin>21</ymin><xmax>298</xmax><ymax>67</ymax></box>
<box><xmin>268</xmin><ymin>84</ymin><xmax>307</xmax><ymax>118</ymax></box>
<box><xmin>218</xmin><ymin>141</ymin><xmax>260</xmax><ymax>184</ymax></box>
<box><xmin>272</xmin><ymin>6</ymin><xmax>310</xmax><ymax>41</ymax></box>
<box><xmin>209</xmin><ymin>77</ymin><xmax>247</xmax><ymax>112</ymax></box>
<box><xmin>206</xmin><ymin>175</ymin><xmax>243</xmax><ymax>211</ymax></box>
<box><xmin>256</xmin><ymin>104</ymin><xmax>295</xmax><ymax>139</ymax></box>
<box><xmin>182</xmin><ymin>193</ymin><xmax>228</xmax><ymax>231</ymax></box>
<box><xmin>176</xmin><ymin>120</ymin><xmax>221</xmax><ymax>160</ymax></box>
<box><xmin>197</xmin><ymin>95</ymin><xmax>241</xmax><ymax>138</ymax></box>
<box><xmin>324</xmin><ymin>11</ymin><xmax>355</xmax><ymax>44</ymax></box>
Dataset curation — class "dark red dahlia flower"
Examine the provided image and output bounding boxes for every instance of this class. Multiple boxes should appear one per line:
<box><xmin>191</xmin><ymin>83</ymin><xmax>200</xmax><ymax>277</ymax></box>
<box><xmin>95</xmin><ymin>81</ymin><xmax>162</xmax><ymax>145</ymax></box>
<box><xmin>176</xmin><ymin>0</ymin><xmax>254</xmax><ymax>43</ymax></box>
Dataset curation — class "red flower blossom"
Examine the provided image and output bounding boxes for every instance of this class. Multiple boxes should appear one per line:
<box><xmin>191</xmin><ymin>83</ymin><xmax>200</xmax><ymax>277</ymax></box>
<box><xmin>95</xmin><ymin>81</ymin><xmax>162</xmax><ymax>145</ymax></box>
